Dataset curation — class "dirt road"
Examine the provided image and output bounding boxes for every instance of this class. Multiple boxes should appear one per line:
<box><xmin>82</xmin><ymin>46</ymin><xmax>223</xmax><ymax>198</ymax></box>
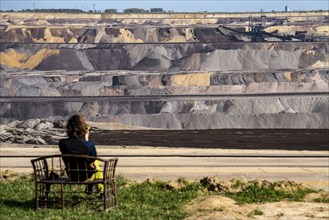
<box><xmin>1</xmin><ymin>144</ymin><xmax>328</xmax><ymax>191</ymax></box>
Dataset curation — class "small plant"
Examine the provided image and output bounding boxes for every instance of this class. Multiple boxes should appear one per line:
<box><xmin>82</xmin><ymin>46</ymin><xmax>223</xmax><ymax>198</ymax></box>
<box><xmin>177</xmin><ymin>177</ymin><xmax>189</xmax><ymax>185</ymax></box>
<box><xmin>197</xmin><ymin>207</ymin><xmax>224</xmax><ymax>213</ymax></box>
<box><xmin>311</xmin><ymin>191</ymin><xmax>329</xmax><ymax>203</ymax></box>
<box><xmin>231</xmin><ymin>179</ymin><xmax>243</xmax><ymax>189</ymax></box>
<box><xmin>0</xmin><ymin>170</ymin><xmax>20</xmax><ymax>181</ymax></box>
<box><xmin>199</xmin><ymin>177</ymin><xmax>223</xmax><ymax>192</ymax></box>
<box><xmin>197</xmin><ymin>208</ymin><xmax>208</xmax><ymax>212</ymax></box>
<box><xmin>248</xmin><ymin>208</ymin><xmax>263</xmax><ymax>217</ymax></box>
<box><xmin>116</xmin><ymin>174</ymin><xmax>129</xmax><ymax>187</ymax></box>
<box><xmin>276</xmin><ymin>212</ymin><xmax>284</xmax><ymax>218</ymax></box>
<box><xmin>313</xmin><ymin>196</ymin><xmax>329</xmax><ymax>203</ymax></box>
<box><xmin>214</xmin><ymin>206</ymin><xmax>224</xmax><ymax>212</ymax></box>
<box><xmin>200</xmin><ymin>177</ymin><xmax>212</xmax><ymax>188</ymax></box>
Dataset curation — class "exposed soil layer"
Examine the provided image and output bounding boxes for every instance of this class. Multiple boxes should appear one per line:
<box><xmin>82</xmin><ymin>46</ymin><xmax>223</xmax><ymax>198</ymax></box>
<box><xmin>92</xmin><ymin>129</ymin><xmax>329</xmax><ymax>151</ymax></box>
<box><xmin>1</xmin><ymin>42</ymin><xmax>328</xmax><ymax>71</ymax></box>
<box><xmin>1</xmin><ymin>70</ymin><xmax>328</xmax><ymax>129</ymax></box>
<box><xmin>0</xmin><ymin>12</ymin><xmax>328</xmax><ymax>130</ymax></box>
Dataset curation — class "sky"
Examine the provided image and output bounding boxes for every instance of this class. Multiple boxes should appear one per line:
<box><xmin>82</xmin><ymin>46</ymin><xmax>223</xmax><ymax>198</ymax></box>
<box><xmin>0</xmin><ymin>0</ymin><xmax>328</xmax><ymax>13</ymax></box>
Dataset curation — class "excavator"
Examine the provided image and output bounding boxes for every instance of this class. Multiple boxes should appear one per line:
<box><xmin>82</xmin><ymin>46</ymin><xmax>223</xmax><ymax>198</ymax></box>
<box><xmin>218</xmin><ymin>15</ymin><xmax>317</xmax><ymax>42</ymax></box>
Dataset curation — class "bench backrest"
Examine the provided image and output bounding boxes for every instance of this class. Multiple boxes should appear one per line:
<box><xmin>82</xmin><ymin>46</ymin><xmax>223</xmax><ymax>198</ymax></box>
<box><xmin>31</xmin><ymin>154</ymin><xmax>118</xmax><ymax>183</ymax></box>
<box><xmin>61</xmin><ymin>155</ymin><xmax>94</xmax><ymax>181</ymax></box>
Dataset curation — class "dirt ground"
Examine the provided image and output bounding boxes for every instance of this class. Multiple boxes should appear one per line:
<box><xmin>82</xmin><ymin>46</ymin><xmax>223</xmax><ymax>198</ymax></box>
<box><xmin>91</xmin><ymin>129</ymin><xmax>329</xmax><ymax>151</ymax></box>
<box><xmin>181</xmin><ymin>177</ymin><xmax>329</xmax><ymax>220</ymax></box>
<box><xmin>184</xmin><ymin>194</ymin><xmax>329</xmax><ymax>220</ymax></box>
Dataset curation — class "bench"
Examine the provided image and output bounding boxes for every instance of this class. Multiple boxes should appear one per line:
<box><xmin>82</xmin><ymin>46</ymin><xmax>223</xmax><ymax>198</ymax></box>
<box><xmin>31</xmin><ymin>154</ymin><xmax>118</xmax><ymax>211</ymax></box>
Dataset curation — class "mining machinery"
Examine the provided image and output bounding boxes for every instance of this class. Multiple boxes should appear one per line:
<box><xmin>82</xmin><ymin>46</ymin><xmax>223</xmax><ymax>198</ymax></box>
<box><xmin>218</xmin><ymin>15</ymin><xmax>319</xmax><ymax>42</ymax></box>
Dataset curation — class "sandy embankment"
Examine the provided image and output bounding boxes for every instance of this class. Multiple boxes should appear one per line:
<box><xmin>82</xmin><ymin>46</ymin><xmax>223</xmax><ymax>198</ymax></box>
<box><xmin>185</xmin><ymin>194</ymin><xmax>329</xmax><ymax>220</ymax></box>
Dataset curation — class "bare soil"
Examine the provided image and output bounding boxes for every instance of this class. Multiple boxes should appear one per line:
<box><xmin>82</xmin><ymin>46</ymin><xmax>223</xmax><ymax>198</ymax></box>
<box><xmin>92</xmin><ymin>129</ymin><xmax>329</xmax><ymax>151</ymax></box>
<box><xmin>183</xmin><ymin>179</ymin><xmax>329</xmax><ymax>219</ymax></box>
<box><xmin>184</xmin><ymin>195</ymin><xmax>329</xmax><ymax>220</ymax></box>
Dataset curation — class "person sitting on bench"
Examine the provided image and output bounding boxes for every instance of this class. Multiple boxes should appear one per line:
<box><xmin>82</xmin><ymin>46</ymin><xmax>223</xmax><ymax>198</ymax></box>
<box><xmin>59</xmin><ymin>114</ymin><xmax>104</xmax><ymax>195</ymax></box>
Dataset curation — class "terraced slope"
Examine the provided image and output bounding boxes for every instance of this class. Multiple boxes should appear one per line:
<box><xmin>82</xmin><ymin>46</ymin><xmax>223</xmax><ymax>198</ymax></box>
<box><xmin>0</xmin><ymin>12</ymin><xmax>328</xmax><ymax>129</ymax></box>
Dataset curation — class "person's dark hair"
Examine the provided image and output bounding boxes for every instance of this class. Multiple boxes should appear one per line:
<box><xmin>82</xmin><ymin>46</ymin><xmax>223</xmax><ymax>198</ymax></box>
<box><xmin>66</xmin><ymin>114</ymin><xmax>89</xmax><ymax>138</ymax></box>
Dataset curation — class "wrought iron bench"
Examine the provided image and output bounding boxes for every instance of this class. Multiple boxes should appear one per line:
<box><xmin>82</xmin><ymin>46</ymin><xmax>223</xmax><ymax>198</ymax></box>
<box><xmin>31</xmin><ymin>154</ymin><xmax>118</xmax><ymax>211</ymax></box>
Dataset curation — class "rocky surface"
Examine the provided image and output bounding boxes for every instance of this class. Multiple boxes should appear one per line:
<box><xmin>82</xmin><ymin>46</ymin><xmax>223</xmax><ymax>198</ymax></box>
<box><xmin>1</xmin><ymin>11</ymin><xmax>328</xmax><ymax>44</ymax></box>
<box><xmin>1</xmin><ymin>69</ymin><xmax>328</xmax><ymax>129</ymax></box>
<box><xmin>1</xmin><ymin>96</ymin><xmax>328</xmax><ymax>129</ymax></box>
<box><xmin>1</xmin><ymin>69</ymin><xmax>328</xmax><ymax>96</ymax></box>
<box><xmin>2</xmin><ymin>24</ymin><xmax>328</xmax><ymax>44</ymax></box>
<box><xmin>1</xmin><ymin>42</ymin><xmax>328</xmax><ymax>71</ymax></box>
<box><xmin>0</xmin><ymin>119</ymin><xmax>66</xmax><ymax>145</ymax></box>
<box><xmin>0</xmin><ymin>11</ymin><xmax>328</xmax><ymax>130</ymax></box>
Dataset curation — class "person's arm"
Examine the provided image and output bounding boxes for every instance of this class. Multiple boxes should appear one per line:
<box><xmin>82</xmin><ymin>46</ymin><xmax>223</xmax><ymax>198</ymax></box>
<box><xmin>85</xmin><ymin>127</ymin><xmax>90</xmax><ymax>141</ymax></box>
<box><xmin>59</xmin><ymin>139</ymin><xmax>65</xmax><ymax>154</ymax></box>
<box><xmin>81</xmin><ymin>138</ymin><xmax>97</xmax><ymax>169</ymax></box>
<box><xmin>88</xmin><ymin>142</ymin><xmax>97</xmax><ymax>169</ymax></box>
<box><xmin>90</xmin><ymin>144</ymin><xmax>97</xmax><ymax>164</ymax></box>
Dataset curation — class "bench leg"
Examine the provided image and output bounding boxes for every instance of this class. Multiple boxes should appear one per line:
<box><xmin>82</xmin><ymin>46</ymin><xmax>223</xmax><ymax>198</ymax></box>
<box><xmin>61</xmin><ymin>184</ymin><xmax>64</xmax><ymax>209</ymax></box>
<box><xmin>103</xmin><ymin>186</ymin><xmax>107</xmax><ymax>211</ymax></box>
<box><xmin>45</xmin><ymin>183</ymin><xmax>51</xmax><ymax>208</ymax></box>
<box><xmin>111</xmin><ymin>180</ymin><xmax>118</xmax><ymax>207</ymax></box>
<box><xmin>35</xmin><ymin>183</ymin><xmax>39</xmax><ymax>209</ymax></box>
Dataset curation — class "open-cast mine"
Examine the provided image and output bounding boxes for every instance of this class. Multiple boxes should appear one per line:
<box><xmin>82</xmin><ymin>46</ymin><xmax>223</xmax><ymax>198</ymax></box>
<box><xmin>0</xmin><ymin>11</ymin><xmax>328</xmax><ymax>132</ymax></box>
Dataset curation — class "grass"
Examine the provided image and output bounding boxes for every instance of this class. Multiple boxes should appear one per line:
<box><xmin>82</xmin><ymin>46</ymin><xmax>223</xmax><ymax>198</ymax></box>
<box><xmin>225</xmin><ymin>180</ymin><xmax>318</xmax><ymax>204</ymax></box>
<box><xmin>0</xmin><ymin>174</ymin><xmax>203</xmax><ymax>220</ymax></box>
<box><xmin>0</xmin><ymin>174</ymin><xmax>325</xmax><ymax>219</ymax></box>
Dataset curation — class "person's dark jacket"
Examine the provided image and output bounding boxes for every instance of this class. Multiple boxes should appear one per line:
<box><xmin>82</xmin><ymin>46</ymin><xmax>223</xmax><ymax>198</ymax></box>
<box><xmin>59</xmin><ymin>137</ymin><xmax>97</xmax><ymax>181</ymax></box>
<box><xmin>59</xmin><ymin>137</ymin><xmax>96</xmax><ymax>157</ymax></box>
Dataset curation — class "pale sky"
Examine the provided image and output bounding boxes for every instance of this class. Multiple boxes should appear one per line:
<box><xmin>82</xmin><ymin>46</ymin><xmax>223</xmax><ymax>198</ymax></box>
<box><xmin>1</xmin><ymin>0</ymin><xmax>328</xmax><ymax>12</ymax></box>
